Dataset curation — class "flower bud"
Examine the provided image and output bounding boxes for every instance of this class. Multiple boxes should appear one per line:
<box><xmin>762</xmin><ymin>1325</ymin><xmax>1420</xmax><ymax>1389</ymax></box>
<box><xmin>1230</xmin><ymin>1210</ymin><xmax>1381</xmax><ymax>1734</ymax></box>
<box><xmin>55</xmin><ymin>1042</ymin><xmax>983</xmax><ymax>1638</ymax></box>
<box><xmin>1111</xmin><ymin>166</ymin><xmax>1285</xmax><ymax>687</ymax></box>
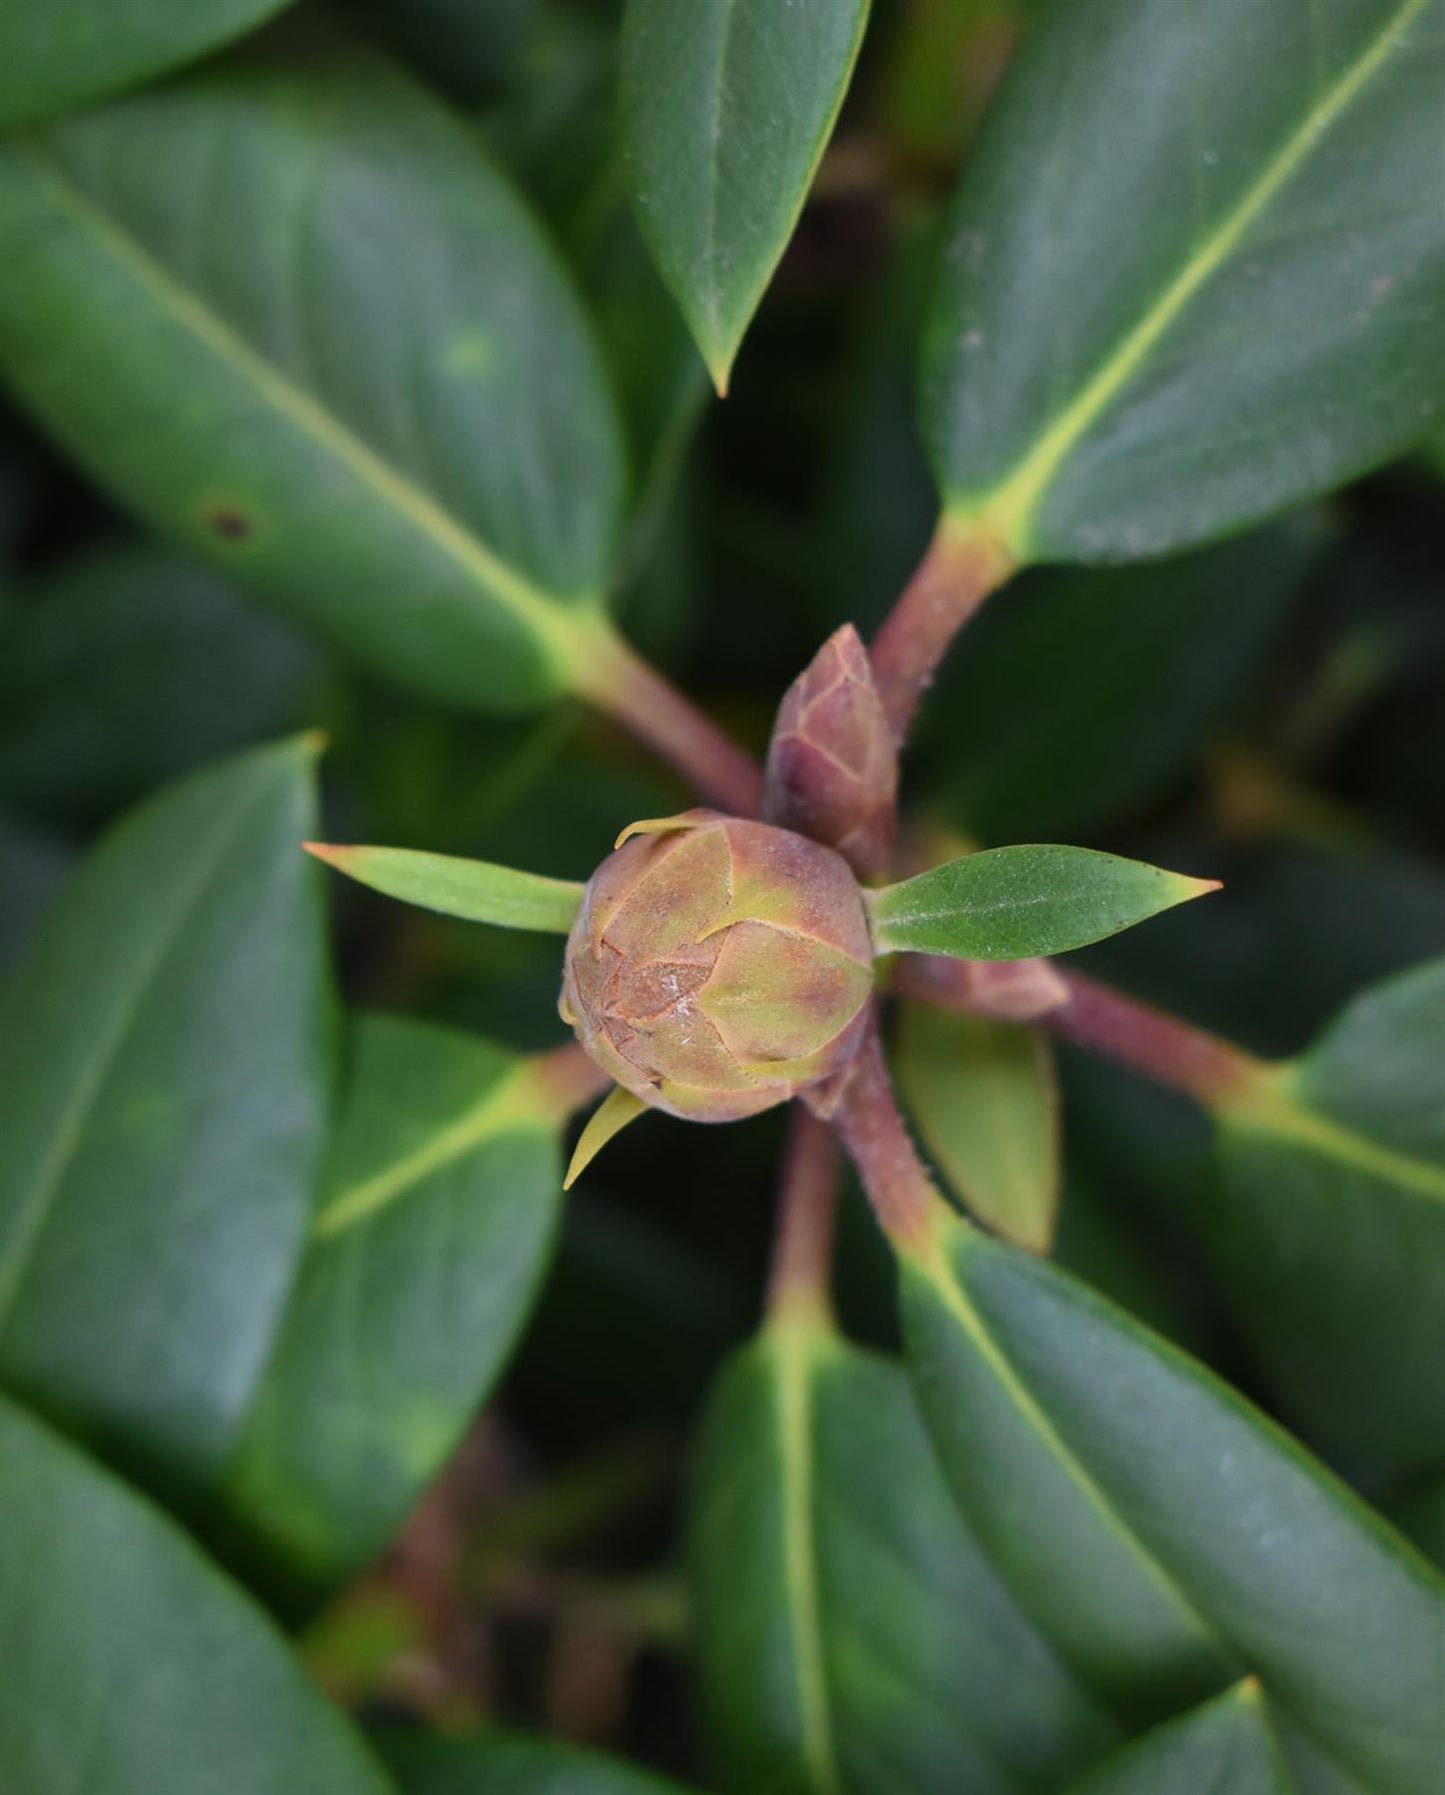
<box><xmin>765</xmin><ymin>625</ymin><xmax>898</xmax><ymax>876</ymax></box>
<box><xmin>560</xmin><ymin>811</ymin><xmax>874</xmax><ymax>1123</ymax></box>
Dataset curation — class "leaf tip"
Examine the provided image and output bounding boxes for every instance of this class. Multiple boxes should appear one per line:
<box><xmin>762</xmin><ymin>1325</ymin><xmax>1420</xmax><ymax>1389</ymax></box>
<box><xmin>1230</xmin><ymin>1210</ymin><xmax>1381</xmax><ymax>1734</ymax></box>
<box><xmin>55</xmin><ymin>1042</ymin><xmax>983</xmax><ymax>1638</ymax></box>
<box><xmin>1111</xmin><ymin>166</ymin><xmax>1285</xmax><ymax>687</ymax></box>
<box><xmin>564</xmin><ymin>1085</ymin><xmax>649</xmax><ymax>1189</ymax></box>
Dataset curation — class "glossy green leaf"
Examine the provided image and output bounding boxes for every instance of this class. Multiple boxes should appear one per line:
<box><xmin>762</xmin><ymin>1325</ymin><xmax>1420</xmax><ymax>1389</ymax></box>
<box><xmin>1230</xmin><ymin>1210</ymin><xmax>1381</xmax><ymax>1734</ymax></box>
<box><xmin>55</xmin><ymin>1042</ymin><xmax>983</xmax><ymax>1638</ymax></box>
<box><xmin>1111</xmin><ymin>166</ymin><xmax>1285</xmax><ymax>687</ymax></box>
<box><xmin>923</xmin><ymin>0</ymin><xmax>1445</xmax><ymax>561</ymax></box>
<box><xmin>0</xmin><ymin>33</ymin><xmax>626</xmax><ymax>712</ymax></box>
<box><xmin>0</xmin><ymin>0</ymin><xmax>294</xmax><ymax>128</ymax></box>
<box><xmin>1063</xmin><ymin>1684</ymin><xmax>1290</xmax><ymax>1795</ymax></box>
<box><xmin>381</xmin><ymin>1729</ymin><xmax>696</xmax><ymax>1794</ymax></box>
<box><xmin>226</xmin><ymin>1014</ymin><xmax>566</xmax><ymax>1589</ymax></box>
<box><xmin>1212</xmin><ymin>957</ymin><xmax>1445</xmax><ymax>1478</ymax></box>
<box><xmin>690</xmin><ymin>1317</ymin><xmax>1119</xmax><ymax>1795</ymax></box>
<box><xmin>866</xmin><ymin>845</ymin><xmax>1218</xmax><ymax>959</ymax></box>
<box><xmin>897</xmin><ymin>1004</ymin><xmax>1060</xmax><ymax>1252</ymax></box>
<box><xmin>0</xmin><ymin>544</ymin><xmax>315</xmax><ymax>820</ymax></box>
<box><xmin>307</xmin><ymin>843</ymin><xmax>584</xmax><ymax>934</ymax></box>
<box><xmin>0</xmin><ymin>1395</ymin><xmax>387</xmax><ymax>1795</ymax></box>
<box><xmin>621</xmin><ymin>0</ymin><xmax>871</xmax><ymax>392</ymax></box>
<box><xmin>900</xmin><ymin>1210</ymin><xmax>1445</xmax><ymax>1788</ymax></box>
<box><xmin>0</xmin><ymin>740</ymin><xmax>329</xmax><ymax>1500</ymax></box>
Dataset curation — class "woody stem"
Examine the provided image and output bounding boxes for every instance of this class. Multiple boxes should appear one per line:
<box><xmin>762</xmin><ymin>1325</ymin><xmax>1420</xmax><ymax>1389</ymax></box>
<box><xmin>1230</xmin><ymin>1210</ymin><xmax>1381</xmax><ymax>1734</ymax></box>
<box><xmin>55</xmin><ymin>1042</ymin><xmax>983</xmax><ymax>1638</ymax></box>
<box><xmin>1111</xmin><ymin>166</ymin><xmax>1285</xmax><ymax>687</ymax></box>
<box><xmin>766</xmin><ymin>1106</ymin><xmax>844</xmax><ymax>1323</ymax></box>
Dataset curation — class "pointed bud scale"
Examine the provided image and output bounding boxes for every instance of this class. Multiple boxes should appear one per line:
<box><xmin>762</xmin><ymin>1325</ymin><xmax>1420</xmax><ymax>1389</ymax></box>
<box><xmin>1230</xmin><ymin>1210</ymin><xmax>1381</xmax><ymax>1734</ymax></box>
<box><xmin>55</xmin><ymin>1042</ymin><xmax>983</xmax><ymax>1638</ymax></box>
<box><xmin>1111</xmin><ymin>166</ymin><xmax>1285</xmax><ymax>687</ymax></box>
<box><xmin>765</xmin><ymin>626</ymin><xmax>898</xmax><ymax>876</ymax></box>
<box><xmin>560</xmin><ymin>812</ymin><xmax>874</xmax><ymax>1123</ymax></box>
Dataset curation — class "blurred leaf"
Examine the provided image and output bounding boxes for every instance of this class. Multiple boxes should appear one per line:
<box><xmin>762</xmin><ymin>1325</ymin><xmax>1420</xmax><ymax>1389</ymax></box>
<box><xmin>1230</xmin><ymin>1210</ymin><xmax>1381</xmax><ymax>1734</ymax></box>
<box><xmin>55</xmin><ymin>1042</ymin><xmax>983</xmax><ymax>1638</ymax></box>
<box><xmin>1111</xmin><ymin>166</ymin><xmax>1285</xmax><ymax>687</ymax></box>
<box><xmin>1213</xmin><ymin>957</ymin><xmax>1445</xmax><ymax>1478</ymax></box>
<box><xmin>1063</xmin><ymin>1684</ymin><xmax>1289</xmax><ymax>1794</ymax></box>
<box><xmin>867</xmin><ymin>845</ymin><xmax>1218</xmax><ymax>959</ymax></box>
<box><xmin>0</xmin><ymin>1395</ymin><xmax>388</xmax><ymax>1795</ymax></box>
<box><xmin>337</xmin><ymin>0</ymin><xmax>537</xmax><ymax>101</ymax></box>
<box><xmin>0</xmin><ymin>0</ymin><xmax>293</xmax><ymax>128</ymax></box>
<box><xmin>923</xmin><ymin>0</ymin><xmax>1445</xmax><ymax>562</ymax></box>
<box><xmin>0</xmin><ymin>544</ymin><xmax>315</xmax><ymax>821</ymax></box>
<box><xmin>0</xmin><ymin>31</ymin><xmax>626</xmax><ymax>712</ymax></box>
<box><xmin>620</xmin><ymin>0</ymin><xmax>870</xmax><ymax>391</ymax></box>
<box><xmin>0</xmin><ymin>740</ymin><xmax>329</xmax><ymax>1501</ymax></box>
<box><xmin>897</xmin><ymin>1004</ymin><xmax>1060</xmax><ymax>1251</ymax></box>
<box><xmin>0</xmin><ymin>809</ymin><xmax>71</xmax><ymax>973</ymax></box>
<box><xmin>900</xmin><ymin>1210</ymin><xmax>1445</xmax><ymax>1787</ymax></box>
<box><xmin>226</xmin><ymin>1014</ymin><xmax>566</xmax><ymax>1590</ymax></box>
<box><xmin>307</xmin><ymin>843</ymin><xmax>584</xmax><ymax>934</ymax></box>
<box><xmin>690</xmin><ymin>1318</ymin><xmax>1120</xmax><ymax>1795</ymax></box>
<box><xmin>381</xmin><ymin>1729</ymin><xmax>698</xmax><ymax>1794</ymax></box>
<box><xmin>931</xmin><ymin>517</ymin><xmax>1324</xmax><ymax>840</ymax></box>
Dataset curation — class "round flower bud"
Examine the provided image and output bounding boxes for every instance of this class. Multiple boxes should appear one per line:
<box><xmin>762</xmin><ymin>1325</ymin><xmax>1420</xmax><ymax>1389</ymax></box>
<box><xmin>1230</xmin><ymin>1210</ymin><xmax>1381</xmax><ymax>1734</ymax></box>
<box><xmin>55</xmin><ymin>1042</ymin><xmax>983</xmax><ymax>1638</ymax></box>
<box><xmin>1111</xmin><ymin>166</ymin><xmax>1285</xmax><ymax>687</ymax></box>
<box><xmin>560</xmin><ymin>811</ymin><xmax>874</xmax><ymax>1122</ymax></box>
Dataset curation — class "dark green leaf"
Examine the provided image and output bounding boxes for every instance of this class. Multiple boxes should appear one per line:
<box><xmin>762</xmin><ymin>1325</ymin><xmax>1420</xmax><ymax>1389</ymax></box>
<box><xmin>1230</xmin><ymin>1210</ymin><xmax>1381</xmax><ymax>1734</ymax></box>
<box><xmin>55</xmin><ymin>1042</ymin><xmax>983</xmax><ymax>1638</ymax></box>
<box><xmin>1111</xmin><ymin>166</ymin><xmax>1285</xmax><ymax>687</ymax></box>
<box><xmin>923</xmin><ymin>0</ymin><xmax>1445</xmax><ymax>562</ymax></box>
<box><xmin>0</xmin><ymin>740</ymin><xmax>329</xmax><ymax>1500</ymax></box>
<box><xmin>621</xmin><ymin>0</ymin><xmax>870</xmax><ymax>391</ymax></box>
<box><xmin>226</xmin><ymin>1014</ymin><xmax>564</xmax><ymax>1588</ymax></box>
<box><xmin>0</xmin><ymin>33</ymin><xmax>626</xmax><ymax>712</ymax></box>
<box><xmin>307</xmin><ymin>843</ymin><xmax>585</xmax><ymax>934</ymax></box>
<box><xmin>867</xmin><ymin>845</ymin><xmax>1218</xmax><ymax>959</ymax></box>
<box><xmin>381</xmin><ymin>1729</ymin><xmax>697</xmax><ymax>1794</ymax></box>
<box><xmin>0</xmin><ymin>0</ymin><xmax>293</xmax><ymax>128</ymax></box>
<box><xmin>690</xmin><ymin>1317</ymin><xmax>1119</xmax><ymax>1795</ymax></box>
<box><xmin>0</xmin><ymin>809</ymin><xmax>70</xmax><ymax>973</ymax></box>
<box><xmin>1063</xmin><ymin>1684</ymin><xmax>1290</xmax><ymax>1795</ymax></box>
<box><xmin>897</xmin><ymin>1004</ymin><xmax>1060</xmax><ymax>1252</ymax></box>
<box><xmin>0</xmin><ymin>1395</ymin><xmax>387</xmax><ymax>1795</ymax></box>
<box><xmin>1213</xmin><ymin>957</ymin><xmax>1445</xmax><ymax>1477</ymax></box>
<box><xmin>900</xmin><ymin>1211</ymin><xmax>1445</xmax><ymax>1788</ymax></box>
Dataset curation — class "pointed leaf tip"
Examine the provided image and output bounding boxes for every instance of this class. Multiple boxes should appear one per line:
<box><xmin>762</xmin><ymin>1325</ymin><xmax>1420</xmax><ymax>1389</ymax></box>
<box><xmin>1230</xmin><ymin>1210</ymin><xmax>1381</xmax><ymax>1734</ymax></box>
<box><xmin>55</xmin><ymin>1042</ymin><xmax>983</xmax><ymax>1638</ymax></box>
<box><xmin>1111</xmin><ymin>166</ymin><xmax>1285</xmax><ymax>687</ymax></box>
<box><xmin>564</xmin><ymin>1085</ymin><xmax>650</xmax><ymax>1189</ymax></box>
<box><xmin>301</xmin><ymin>843</ymin><xmax>585</xmax><ymax>933</ymax></box>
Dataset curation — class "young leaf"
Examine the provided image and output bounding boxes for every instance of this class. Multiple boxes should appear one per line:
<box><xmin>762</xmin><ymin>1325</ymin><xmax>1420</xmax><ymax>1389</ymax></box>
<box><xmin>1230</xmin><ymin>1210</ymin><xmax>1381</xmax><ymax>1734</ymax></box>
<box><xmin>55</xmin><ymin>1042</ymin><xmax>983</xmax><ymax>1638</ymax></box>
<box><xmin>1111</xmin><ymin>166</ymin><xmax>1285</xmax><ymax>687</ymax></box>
<box><xmin>0</xmin><ymin>33</ymin><xmax>625</xmax><ymax>713</ymax></box>
<box><xmin>381</xmin><ymin>1730</ymin><xmax>699</xmax><ymax>1794</ymax></box>
<box><xmin>899</xmin><ymin>1211</ymin><xmax>1445</xmax><ymax>1786</ymax></box>
<box><xmin>621</xmin><ymin>0</ymin><xmax>871</xmax><ymax>392</ymax></box>
<box><xmin>225</xmin><ymin>1014</ymin><xmax>566</xmax><ymax>1591</ymax></box>
<box><xmin>306</xmin><ymin>843</ymin><xmax>585</xmax><ymax>934</ymax></box>
<box><xmin>0</xmin><ymin>740</ymin><xmax>329</xmax><ymax>1501</ymax></box>
<box><xmin>0</xmin><ymin>0</ymin><xmax>293</xmax><ymax>129</ymax></box>
<box><xmin>690</xmin><ymin>1318</ymin><xmax>1120</xmax><ymax>1795</ymax></box>
<box><xmin>897</xmin><ymin>1004</ymin><xmax>1061</xmax><ymax>1252</ymax></box>
<box><xmin>0</xmin><ymin>1396</ymin><xmax>388</xmax><ymax>1795</ymax></box>
<box><xmin>1212</xmin><ymin>957</ymin><xmax>1445</xmax><ymax>1479</ymax></box>
<box><xmin>1063</xmin><ymin>1684</ymin><xmax>1290</xmax><ymax>1795</ymax></box>
<box><xmin>866</xmin><ymin>844</ymin><xmax>1218</xmax><ymax>960</ymax></box>
<box><xmin>923</xmin><ymin>0</ymin><xmax>1445</xmax><ymax>562</ymax></box>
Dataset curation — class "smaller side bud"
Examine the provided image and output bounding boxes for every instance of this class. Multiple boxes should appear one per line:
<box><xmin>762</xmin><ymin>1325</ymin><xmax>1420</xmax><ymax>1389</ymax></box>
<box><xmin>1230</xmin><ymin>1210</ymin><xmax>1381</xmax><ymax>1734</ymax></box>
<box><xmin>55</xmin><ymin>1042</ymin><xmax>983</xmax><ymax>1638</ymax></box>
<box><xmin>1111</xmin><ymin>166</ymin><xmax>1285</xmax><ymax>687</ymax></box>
<box><xmin>765</xmin><ymin>625</ymin><xmax>898</xmax><ymax>877</ymax></box>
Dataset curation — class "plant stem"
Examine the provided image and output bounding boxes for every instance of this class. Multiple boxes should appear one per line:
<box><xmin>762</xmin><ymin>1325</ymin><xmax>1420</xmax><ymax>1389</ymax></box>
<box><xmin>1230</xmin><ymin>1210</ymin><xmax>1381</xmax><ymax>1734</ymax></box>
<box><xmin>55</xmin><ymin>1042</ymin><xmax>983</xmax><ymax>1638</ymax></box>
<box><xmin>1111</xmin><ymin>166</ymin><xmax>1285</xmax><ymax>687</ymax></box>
<box><xmin>831</xmin><ymin>1022</ymin><xmax>938</xmax><ymax>1253</ymax></box>
<box><xmin>529</xmin><ymin>1042</ymin><xmax>615</xmax><ymax>1122</ymax></box>
<box><xmin>869</xmin><ymin>517</ymin><xmax>1015</xmax><ymax>743</ymax></box>
<box><xmin>897</xmin><ymin>955</ymin><xmax>1267</xmax><ymax>1111</ymax></box>
<box><xmin>571</xmin><ymin>619</ymin><xmax>766</xmax><ymax>817</ymax></box>
<box><xmin>767</xmin><ymin>1106</ymin><xmax>843</xmax><ymax>1324</ymax></box>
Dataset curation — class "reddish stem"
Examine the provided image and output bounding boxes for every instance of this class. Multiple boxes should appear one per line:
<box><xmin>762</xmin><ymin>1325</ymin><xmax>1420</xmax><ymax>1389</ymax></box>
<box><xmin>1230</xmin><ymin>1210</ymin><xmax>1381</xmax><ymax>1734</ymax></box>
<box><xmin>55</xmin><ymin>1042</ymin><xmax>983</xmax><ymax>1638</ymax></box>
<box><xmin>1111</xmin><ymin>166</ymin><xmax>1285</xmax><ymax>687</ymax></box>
<box><xmin>897</xmin><ymin>955</ymin><xmax>1266</xmax><ymax>1111</ymax></box>
<box><xmin>766</xmin><ymin>1106</ymin><xmax>843</xmax><ymax>1323</ymax></box>
<box><xmin>831</xmin><ymin>1021</ymin><xmax>937</xmax><ymax>1252</ymax></box>
<box><xmin>529</xmin><ymin>1041</ymin><xmax>615</xmax><ymax>1121</ymax></box>
<box><xmin>870</xmin><ymin>518</ymin><xmax>1015</xmax><ymax>743</ymax></box>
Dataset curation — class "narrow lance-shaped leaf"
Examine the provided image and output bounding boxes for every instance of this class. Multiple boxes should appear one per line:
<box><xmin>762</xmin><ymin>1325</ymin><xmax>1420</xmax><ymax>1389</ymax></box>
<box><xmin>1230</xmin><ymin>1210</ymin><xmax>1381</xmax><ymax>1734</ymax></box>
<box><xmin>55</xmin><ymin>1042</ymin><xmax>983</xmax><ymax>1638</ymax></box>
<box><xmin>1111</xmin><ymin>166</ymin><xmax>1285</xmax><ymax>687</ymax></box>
<box><xmin>1063</xmin><ymin>1684</ymin><xmax>1291</xmax><ymax>1795</ymax></box>
<box><xmin>923</xmin><ymin>0</ymin><xmax>1445</xmax><ymax>562</ymax></box>
<box><xmin>621</xmin><ymin>0</ymin><xmax>871</xmax><ymax>393</ymax></box>
<box><xmin>306</xmin><ymin>843</ymin><xmax>585</xmax><ymax>934</ymax></box>
<box><xmin>0</xmin><ymin>740</ymin><xmax>329</xmax><ymax>1501</ymax></box>
<box><xmin>866</xmin><ymin>844</ymin><xmax>1218</xmax><ymax>960</ymax></box>
<box><xmin>898</xmin><ymin>1209</ymin><xmax>1445</xmax><ymax>1789</ymax></box>
<box><xmin>0</xmin><ymin>31</ymin><xmax>626</xmax><ymax>713</ymax></box>
<box><xmin>0</xmin><ymin>1396</ymin><xmax>389</xmax><ymax>1795</ymax></box>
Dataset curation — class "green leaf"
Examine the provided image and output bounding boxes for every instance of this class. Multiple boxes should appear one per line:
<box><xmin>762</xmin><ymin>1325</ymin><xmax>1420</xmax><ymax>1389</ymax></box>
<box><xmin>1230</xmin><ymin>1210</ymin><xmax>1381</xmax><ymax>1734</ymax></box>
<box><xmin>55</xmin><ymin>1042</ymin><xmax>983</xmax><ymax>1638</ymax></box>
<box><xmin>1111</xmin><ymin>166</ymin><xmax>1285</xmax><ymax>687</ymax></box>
<box><xmin>0</xmin><ymin>0</ymin><xmax>294</xmax><ymax>129</ymax></box>
<box><xmin>923</xmin><ymin>0</ymin><xmax>1445</xmax><ymax>562</ymax></box>
<box><xmin>620</xmin><ymin>0</ymin><xmax>871</xmax><ymax>392</ymax></box>
<box><xmin>0</xmin><ymin>1395</ymin><xmax>387</xmax><ymax>1795</ymax></box>
<box><xmin>866</xmin><ymin>844</ymin><xmax>1218</xmax><ymax>959</ymax></box>
<box><xmin>0</xmin><ymin>740</ymin><xmax>329</xmax><ymax>1500</ymax></box>
<box><xmin>0</xmin><ymin>544</ymin><xmax>315</xmax><ymax>820</ymax></box>
<box><xmin>0</xmin><ymin>32</ymin><xmax>626</xmax><ymax>712</ymax></box>
<box><xmin>226</xmin><ymin>1014</ymin><xmax>566</xmax><ymax>1590</ymax></box>
<box><xmin>900</xmin><ymin>1210</ymin><xmax>1445</xmax><ymax>1788</ymax></box>
<box><xmin>381</xmin><ymin>1729</ymin><xmax>697</xmax><ymax>1794</ymax></box>
<box><xmin>1063</xmin><ymin>1684</ymin><xmax>1290</xmax><ymax>1795</ymax></box>
<box><xmin>897</xmin><ymin>1004</ymin><xmax>1060</xmax><ymax>1252</ymax></box>
<box><xmin>1212</xmin><ymin>957</ymin><xmax>1445</xmax><ymax>1478</ymax></box>
<box><xmin>307</xmin><ymin>843</ymin><xmax>585</xmax><ymax>934</ymax></box>
<box><xmin>690</xmin><ymin>1317</ymin><xmax>1119</xmax><ymax>1795</ymax></box>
